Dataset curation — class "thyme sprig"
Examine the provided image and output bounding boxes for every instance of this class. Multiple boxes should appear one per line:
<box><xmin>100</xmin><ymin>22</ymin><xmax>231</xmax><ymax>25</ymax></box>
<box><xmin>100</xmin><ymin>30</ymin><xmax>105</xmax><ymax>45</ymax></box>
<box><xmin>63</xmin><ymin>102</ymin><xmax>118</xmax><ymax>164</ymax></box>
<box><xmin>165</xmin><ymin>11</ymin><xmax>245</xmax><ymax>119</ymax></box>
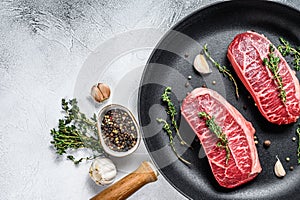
<box><xmin>161</xmin><ymin>87</ymin><xmax>189</xmax><ymax>148</ymax></box>
<box><xmin>263</xmin><ymin>45</ymin><xmax>286</xmax><ymax>104</ymax></box>
<box><xmin>50</xmin><ymin>98</ymin><xmax>104</xmax><ymax>164</ymax></box>
<box><xmin>203</xmin><ymin>44</ymin><xmax>239</xmax><ymax>99</ymax></box>
<box><xmin>156</xmin><ymin>118</ymin><xmax>191</xmax><ymax>165</ymax></box>
<box><xmin>198</xmin><ymin>111</ymin><xmax>230</xmax><ymax>164</ymax></box>
<box><xmin>296</xmin><ymin>125</ymin><xmax>300</xmax><ymax>164</ymax></box>
<box><xmin>277</xmin><ymin>37</ymin><xmax>300</xmax><ymax>71</ymax></box>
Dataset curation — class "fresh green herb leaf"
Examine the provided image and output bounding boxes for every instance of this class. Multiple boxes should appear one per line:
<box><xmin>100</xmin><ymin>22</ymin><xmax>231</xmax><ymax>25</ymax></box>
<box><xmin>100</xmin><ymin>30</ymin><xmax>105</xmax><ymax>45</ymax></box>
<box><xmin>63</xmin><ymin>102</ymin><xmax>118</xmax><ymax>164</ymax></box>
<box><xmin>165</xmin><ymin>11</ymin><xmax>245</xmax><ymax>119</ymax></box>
<box><xmin>161</xmin><ymin>87</ymin><xmax>190</xmax><ymax>148</ymax></box>
<box><xmin>263</xmin><ymin>45</ymin><xmax>286</xmax><ymax>103</ymax></box>
<box><xmin>156</xmin><ymin>118</ymin><xmax>191</xmax><ymax>165</ymax></box>
<box><xmin>277</xmin><ymin>37</ymin><xmax>300</xmax><ymax>71</ymax></box>
<box><xmin>50</xmin><ymin>98</ymin><xmax>104</xmax><ymax>164</ymax></box>
<box><xmin>157</xmin><ymin>87</ymin><xmax>191</xmax><ymax>165</ymax></box>
<box><xmin>203</xmin><ymin>44</ymin><xmax>239</xmax><ymax>99</ymax></box>
<box><xmin>296</xmin><ymin>125</ymin><xmax>300</xmax><ymax>164</ymax></box>
<box><xmin>198</xmin><ymin>111</ymin><xmax>230</xmax><ymax>164</ymax></box>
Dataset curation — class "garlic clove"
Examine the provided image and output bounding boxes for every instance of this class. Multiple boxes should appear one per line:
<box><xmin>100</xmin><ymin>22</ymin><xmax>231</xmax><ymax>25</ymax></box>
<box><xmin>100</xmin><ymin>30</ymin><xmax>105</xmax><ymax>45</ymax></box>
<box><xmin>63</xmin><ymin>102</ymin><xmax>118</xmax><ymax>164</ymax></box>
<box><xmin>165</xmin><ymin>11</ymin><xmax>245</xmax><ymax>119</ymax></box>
<box><xmin>97</xmin><ymin>83</ymin><xmax>110</xmax><ymax>100</ymax></box>
<box><xmin>89</xmin><ymin>158</ymin><xmax>117</xmax><ymax>185</ymax></box>
<box><xmin>193</xmin><ymin>53</ymin><xmax>212</xmax><ymax>74</ymax></box>
<box><xmin>274</xmin><ymin>155</ymin><xmax>286</xmax><ymax>178</ymax></box>
<box><xmin>91</xmin><ymin>85</ymin><xmax>104</xmax><ymax>103</ymax></box>
<box><xmin>91</xmin><ymin>83</ymin><xmax>111</xmax><ymax>103</ymax></box>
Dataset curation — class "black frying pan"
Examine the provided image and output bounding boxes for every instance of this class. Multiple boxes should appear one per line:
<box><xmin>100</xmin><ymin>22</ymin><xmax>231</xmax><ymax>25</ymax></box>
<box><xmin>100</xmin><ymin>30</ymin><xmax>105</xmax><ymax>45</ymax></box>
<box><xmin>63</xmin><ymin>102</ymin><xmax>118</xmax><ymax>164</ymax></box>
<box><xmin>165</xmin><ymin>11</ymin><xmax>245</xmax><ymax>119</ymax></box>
<box><xmin>138</xmin><ymin>1</ymin><xmax>300</xmax><ymax>199</ymax></box>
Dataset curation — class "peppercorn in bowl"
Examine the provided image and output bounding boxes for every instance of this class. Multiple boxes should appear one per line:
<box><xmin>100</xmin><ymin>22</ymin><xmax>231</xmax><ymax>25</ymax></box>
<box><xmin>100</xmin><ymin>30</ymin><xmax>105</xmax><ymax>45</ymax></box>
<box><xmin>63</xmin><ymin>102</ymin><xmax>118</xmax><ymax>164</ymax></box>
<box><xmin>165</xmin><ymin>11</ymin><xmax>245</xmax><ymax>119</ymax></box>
<box><xmin>97</xmin><ymin>104</ymin><xmax>141</xmax><ymax>157</ymax></box>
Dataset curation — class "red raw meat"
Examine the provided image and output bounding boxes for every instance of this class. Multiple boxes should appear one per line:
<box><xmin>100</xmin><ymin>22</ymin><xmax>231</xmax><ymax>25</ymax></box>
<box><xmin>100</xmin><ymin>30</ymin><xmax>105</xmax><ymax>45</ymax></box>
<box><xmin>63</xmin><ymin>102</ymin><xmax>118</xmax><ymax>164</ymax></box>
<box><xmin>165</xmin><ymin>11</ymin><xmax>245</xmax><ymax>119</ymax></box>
<box><xmin>181</xmin><ymin>88</ymin><xmax>261</xmax><ymax>188</ymax></box>
<box><xmin>227</xmin><ymin>31</ymin><xmax>300</xmax><ymax>124</ymax></box>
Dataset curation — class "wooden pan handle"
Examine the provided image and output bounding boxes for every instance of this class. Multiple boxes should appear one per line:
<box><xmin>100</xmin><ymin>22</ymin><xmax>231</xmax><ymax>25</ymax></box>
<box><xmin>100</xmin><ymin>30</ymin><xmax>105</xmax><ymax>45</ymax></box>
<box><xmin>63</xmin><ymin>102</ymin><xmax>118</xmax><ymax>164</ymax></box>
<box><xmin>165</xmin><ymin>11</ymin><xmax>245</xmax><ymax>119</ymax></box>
<box><xmin>90</xmin><ymin>161</ymin><xmax>158</xmax><ymax>200</ymax></box>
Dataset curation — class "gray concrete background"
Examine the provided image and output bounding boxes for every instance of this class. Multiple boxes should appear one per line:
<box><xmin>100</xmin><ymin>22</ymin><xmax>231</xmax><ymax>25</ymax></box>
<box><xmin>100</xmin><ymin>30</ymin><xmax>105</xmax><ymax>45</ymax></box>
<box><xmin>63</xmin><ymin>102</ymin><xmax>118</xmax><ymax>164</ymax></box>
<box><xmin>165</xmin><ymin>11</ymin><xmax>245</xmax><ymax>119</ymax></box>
<box><xmin>0</xmin><ymin>0</ymin><xmax>299</xmax><ymax>199</ymax></box>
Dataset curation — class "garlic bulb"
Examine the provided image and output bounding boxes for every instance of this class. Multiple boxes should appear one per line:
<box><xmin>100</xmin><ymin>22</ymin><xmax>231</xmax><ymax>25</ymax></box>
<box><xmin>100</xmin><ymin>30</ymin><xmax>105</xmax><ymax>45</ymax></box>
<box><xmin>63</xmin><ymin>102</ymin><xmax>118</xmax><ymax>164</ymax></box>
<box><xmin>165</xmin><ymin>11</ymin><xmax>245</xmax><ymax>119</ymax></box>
<box><xmin>91</xmin><ymin>83</ymin><xmax>111</xmax><ymax>103</ymax></box>
<box><xmin>89</xmin><ymin>158</ymin><xmax>117</xmax><ymax>185</ymax></box>
<box><xmin>274</xmin><ymin>155</ymin><xmax>286</xmax><ymax>178</ymax></box>
<box><xmin>193</xmin><ymin>53</ymin><xmax>212</xmax><ymax>74</ymax></box>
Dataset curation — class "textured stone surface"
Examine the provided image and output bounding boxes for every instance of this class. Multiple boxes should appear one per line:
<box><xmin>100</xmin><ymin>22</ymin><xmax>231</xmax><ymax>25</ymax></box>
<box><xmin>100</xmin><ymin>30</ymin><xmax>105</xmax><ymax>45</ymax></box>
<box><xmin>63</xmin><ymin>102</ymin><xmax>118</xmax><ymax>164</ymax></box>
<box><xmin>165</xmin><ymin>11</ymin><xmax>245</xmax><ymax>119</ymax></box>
<box><xmin>0</xmin><ymin>0</ymin><xmax>298</xmax><ymax>199</ymax></box>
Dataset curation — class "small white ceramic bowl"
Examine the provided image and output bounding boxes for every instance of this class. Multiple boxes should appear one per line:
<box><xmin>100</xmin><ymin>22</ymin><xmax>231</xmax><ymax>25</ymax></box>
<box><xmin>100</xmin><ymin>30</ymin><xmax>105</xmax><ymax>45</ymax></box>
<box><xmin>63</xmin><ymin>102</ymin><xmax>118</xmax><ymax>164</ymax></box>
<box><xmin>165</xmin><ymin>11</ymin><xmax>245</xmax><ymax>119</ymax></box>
<box><xmin>97</xmin><ymin>104</ymin><xmax>141</xmax><ymax>157</ymax></box>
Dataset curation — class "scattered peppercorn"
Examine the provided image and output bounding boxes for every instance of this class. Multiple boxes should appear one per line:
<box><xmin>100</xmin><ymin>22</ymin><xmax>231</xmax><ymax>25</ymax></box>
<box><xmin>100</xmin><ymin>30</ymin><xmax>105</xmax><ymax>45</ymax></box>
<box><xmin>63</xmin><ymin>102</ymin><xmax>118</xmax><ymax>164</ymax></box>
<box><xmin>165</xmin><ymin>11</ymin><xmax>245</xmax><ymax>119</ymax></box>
<box><xmin>202</xmin><ymin>84</ymin><xmax>207</xmax><ymax>88</ymax></box>
<box><xmin>247</xmin><ymin>95</ymin><xmax>251</xmax><ymax>99</ymax></box>
<box><xmin>290</xmin><ymin>166</ymin><xmax>294</xmax><ymax>171</ymax></box>
<box><xmin>254</xmin><ymin>136</ymin><xmax>257</xmax><ymax>139</ymax></box>
<box><xmin>185</xmin><ymin>82</ymin><xmax>190</xmax><ymax>87</ymax></box>
<box><xmin>212</xmin><ymin>81</ymin><xmax>216</xmax><ymax>85</ymax></box>
<box><xmin>292</xmin><ymin>137</ymin><xmax>296</xmax><ymax>141</ymax></box>
<box><xmin>101</xmin><ymin>108</ymin><xmax>138</xmax><ymax>152</ymax></box>
<box><xmin>254</xmin><ymin>140</ymin><xmax>258</xmax><ymax>145</ymax></box>
<box><xmin>184</xmin><ymin>53</ymin><xmax>189</xmax><ymax>58</ymax></box>
<box><xmin>263</xmin><ymin>140</ymin><xmax>271</xmax><ymax>148</ymax></box>
<box><xmin>286</xmin><ymin>157</ymin><xmax>290</xmax><ymax>162</ymax></box>
<box><xmin>188</xmin><ymin>75</ymin><xmax>192</xmax><ymax>80</ymax></box>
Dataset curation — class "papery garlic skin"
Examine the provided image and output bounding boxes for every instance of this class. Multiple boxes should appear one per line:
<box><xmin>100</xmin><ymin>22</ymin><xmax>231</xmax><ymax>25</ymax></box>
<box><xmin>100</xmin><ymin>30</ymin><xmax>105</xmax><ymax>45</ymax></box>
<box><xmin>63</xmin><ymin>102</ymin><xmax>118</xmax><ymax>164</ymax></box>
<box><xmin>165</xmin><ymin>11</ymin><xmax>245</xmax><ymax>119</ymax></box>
<box><xmin>89</xmin><ymin>158</ymin><xmax>117</xmax><ymax>185</ymax></box>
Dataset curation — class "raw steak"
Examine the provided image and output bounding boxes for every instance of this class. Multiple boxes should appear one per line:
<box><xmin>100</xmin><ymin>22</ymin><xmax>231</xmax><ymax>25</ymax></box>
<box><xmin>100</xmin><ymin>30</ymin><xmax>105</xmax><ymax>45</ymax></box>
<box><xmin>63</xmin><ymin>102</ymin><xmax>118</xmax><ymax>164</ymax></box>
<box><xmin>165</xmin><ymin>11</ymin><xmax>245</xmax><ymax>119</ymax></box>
<box><xmin>227</xmin><ymin>31</ymin><xmax>300</xmax><ymax>124</ymax></box>
<box><xmin>181</xmin><ymin>88</ymin><xmax>261</xmax><ymax>188</ymax></box>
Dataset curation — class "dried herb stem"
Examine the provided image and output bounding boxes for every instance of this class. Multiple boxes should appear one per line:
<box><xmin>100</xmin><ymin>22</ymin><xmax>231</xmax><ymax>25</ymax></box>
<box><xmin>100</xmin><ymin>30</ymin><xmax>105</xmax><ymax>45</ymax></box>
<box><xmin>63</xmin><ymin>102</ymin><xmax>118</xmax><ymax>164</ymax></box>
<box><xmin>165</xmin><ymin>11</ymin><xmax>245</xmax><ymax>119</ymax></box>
<box><xmin>198</xmin><ymin>111</ymin><xmax>230</xmax><ymax>164</ymax></box>
<box><xmin>263</xmin><ymin>45</ymin><xmax>286</xmax><ymax>103</ymax></box>
<box><xmin>277</xmin><ymin>37</ymin><xmax>300</xmax><ymax>71</ymax></box>
<box><xmin>203</xmin><ymin>44</ymin><xmax>239</xmax><ymax>99</ymax></box>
